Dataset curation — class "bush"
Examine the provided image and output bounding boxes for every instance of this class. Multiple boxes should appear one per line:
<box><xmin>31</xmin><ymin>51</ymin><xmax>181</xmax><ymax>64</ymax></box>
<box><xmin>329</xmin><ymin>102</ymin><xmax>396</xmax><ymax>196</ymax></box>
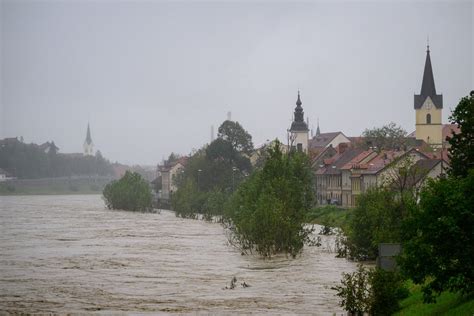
<box><xmin>223</xmin><ymin>141</ymin><xmax>314</xmax><ymax>258</ymax></box>
<box><xmin>399</xmin><ymin>170</ymin><xmax>474</xmax><ymax>302</ymax></box>
<box><xmin>103</xmin><ymin>171</ymin><xmax>153</xmax><ymax>212</ymax></box>
<box><xmin>333</xmin><ymin>265</ymin><xmax>407</xmax><ymax>315</ymax></box>
<box><xmin>345</xmin><ymin>188</ymin><xmax>414</xmax><ymax>260</ymax></box>
<box><xmin>370</xmin><ymin>268</ymin><xmax>408</xmax><ymax>315</ymax></box>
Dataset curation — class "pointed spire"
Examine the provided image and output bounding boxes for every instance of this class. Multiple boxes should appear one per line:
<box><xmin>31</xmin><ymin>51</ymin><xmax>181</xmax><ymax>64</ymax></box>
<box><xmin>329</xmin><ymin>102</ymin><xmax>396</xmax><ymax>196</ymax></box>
<box><xmin>85</xmin><ymin>123</ymin><xmax>92</xmax><ymax>144</ymax></box>
<box><xmin>290</xmin><ymin>91</ymin><xmax>308</xmax><ymax>132</ymax></box>
<box><xmin>296</xmin><ymin>90</ymin><xmax>302</xmax><ymax>107</ymax></box>
<box><xmin>420</xmin><ymin>45</ymin><xmax>436</xmax><ymax>96</ymax></box>
<box><xmin>414</xmin><ymin>44</ymin><xmax>443</xmax><ymax>109</ymax></box>
<box><xmin>316</xmin><ymin>117</ymin><xmax>321</xmax><ymax>136</ymax></box>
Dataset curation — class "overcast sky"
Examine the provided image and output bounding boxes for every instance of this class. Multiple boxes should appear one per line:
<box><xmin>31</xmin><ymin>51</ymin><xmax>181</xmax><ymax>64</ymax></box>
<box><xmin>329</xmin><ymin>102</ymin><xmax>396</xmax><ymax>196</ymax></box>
<box><xmin>1</xmin><ymin>1</ymin><xmax>472</xmax><ymax>165</ymax></box>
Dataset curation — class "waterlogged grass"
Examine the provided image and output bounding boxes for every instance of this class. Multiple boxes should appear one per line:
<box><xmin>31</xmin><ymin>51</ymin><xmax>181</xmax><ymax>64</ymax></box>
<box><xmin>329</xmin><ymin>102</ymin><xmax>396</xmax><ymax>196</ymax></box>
<box><xmin>395</xmin><ymin>281</ymin><xmax>474</xmax><ymax>316</ymax></box>
<box><xmin>306</xmin><ymin>206</ymin><xmax>350</xmax><ymax>230</ymax></box>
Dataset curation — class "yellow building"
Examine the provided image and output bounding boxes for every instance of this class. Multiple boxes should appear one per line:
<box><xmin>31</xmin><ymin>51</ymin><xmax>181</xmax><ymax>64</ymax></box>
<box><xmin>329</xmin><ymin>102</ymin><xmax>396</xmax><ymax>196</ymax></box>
<box><xmin>414</xmin><ymin>46</ymin><xmax>443</xmax><ymax>147</ymax></box>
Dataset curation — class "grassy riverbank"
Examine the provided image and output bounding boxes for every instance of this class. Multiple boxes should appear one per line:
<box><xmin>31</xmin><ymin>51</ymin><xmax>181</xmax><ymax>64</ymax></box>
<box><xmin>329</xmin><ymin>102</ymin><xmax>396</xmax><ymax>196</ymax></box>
<box><xmin>395</xmin><ymin>281</ymin><xmax>474</xmax><ymax>315</ymax></box>
<box><xmin>306</xmin><ymin>206</ymin><xmax>350</xmax><ymax>229</ymax></box>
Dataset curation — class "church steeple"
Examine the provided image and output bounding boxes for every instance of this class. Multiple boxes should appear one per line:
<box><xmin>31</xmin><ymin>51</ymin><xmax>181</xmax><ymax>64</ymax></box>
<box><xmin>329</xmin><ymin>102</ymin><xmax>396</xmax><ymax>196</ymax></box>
<box><xmin>83</xmin><ymin>123</ymin><xmax>94</xmax><ymax>156</ymax></box>
<box><xmin>316</xmin><ymin>118</ymin><xmax>321</xmax><ymax>136</ymax></box>
<box><xmin>290</xmin><ymin>91</ymin><xmax>309</xmax><ymax>131</ymax></box>
<box><xmin>414</xmin><ymin>45</ymin><xmax>443</xmax><ymax>109</ymax></box>
<box><xmin>414</xmin><ymin>44</ymin><xmax>443</xmax><ymax>148</ymax></box>
<box><xmin>420</xmin><ymin>45</ymin><xmax>436</xmax><ymax>97</ymax></box>
<box><xmin>85</xmin><ymin>123</ymin><xmax>92</xmax><ymax>145</ymax></box>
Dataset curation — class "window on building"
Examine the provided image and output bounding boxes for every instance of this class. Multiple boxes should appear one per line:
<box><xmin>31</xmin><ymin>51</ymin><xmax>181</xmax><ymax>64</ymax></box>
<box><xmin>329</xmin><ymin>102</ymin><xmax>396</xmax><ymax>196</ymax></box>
<box><xmin>426</xmin><ymin>113</ymin><xmax>431</xmax><ymax>124</ymax></box>
<box><xmin>297</xmin><ymin>143</ymin><xmax>303</xmax><ymax>152</ymax></box>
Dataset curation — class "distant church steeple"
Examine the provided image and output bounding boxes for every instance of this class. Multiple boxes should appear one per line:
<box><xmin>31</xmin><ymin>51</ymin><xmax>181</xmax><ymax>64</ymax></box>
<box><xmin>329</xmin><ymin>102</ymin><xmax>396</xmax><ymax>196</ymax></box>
<box><xmin>289</xmin><ymin>91</ymin><xmax>309</xmax><ymax>153</ymax></box>
<box><xmin>415</xmin><ymin>44</ymin><xmax>443</xmax><ymax>109</ymax></box>
<box><xmin>414</xmin><ymin>44</ymin><xmax>443</xmax><ymax>147</ymax></box>
<box><xmin>316</xmin><ymin>118</ymin><xmax>321</xmax><ymax>136</ymax></box>
<box><xmin>83</xmin><ymin>123</ymin><xmax>94</xmax><ymax>156</ymax></box>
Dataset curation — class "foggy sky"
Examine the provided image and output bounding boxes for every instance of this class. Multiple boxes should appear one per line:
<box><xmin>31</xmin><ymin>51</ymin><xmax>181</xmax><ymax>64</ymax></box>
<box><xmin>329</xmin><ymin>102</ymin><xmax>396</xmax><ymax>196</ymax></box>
<box><xmin>1</xmin><ymin>1</ymin><xmax>472</xmax><ymax>165</ymax></box>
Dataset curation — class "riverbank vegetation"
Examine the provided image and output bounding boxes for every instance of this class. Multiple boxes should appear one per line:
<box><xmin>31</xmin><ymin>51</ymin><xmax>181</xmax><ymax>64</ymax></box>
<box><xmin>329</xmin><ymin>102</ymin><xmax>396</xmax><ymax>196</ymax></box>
<box><xmin>103</xmin><ymin>171</ymin><xmax>153</xmax><ymax>212</ymax></box>
<box><xmin>395</xmin><ymin>281</ymin><xmax>474</xmax><ymax>315</ymax></box>
<box><xmin>333</xmin><ymin>92</ymin><xmax>474</xmax><ymax>314</ymax></box>
<box><xmin>306</xmin><ymin>206</ymin><xmax>349</xmax><ymax>231</ymax></box>
<box><xmin>0</xmin><ymin>138</ymin><xmax>114</xmax><ymax>178</ymax></box>
<box><xmin>223</xmin><ymin>141</ymin><xmax>314</xmax><ymax>257</ymax></box>
<box><xmin>171</xmin><ymin>120</ymin><xmax>253</xmax><ymax>219</ymax></box>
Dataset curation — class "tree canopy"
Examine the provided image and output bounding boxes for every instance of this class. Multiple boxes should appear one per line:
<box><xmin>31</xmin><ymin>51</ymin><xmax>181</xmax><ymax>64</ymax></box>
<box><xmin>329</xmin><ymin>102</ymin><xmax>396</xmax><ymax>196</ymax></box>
<box><xmin>223</xmin><ymin>141</ymin><xmax>314</xmax><ymax>257</ymax></box>
<box><xmin>399</xmin><ymin>172</ymin><xmax>474</xmax><ymax>302</ymax></box>
<box><xmin>447</xmin><ymin>91</ymin><xmax>474</xmax><ymax>178</ymax></box>
<box><xmin>399</xmin><ymin>92</ymin><xmax>474</xmax><ymax>303</ymax></box>
<box><xmin>103</xmin><ymin>171</ymin><xmax>153</xmax><ymax>212</ymax></box>
<box><xmin>362</xmin><ymin>122</ymin><xmax>408</xmax><ymax>150</ymax></box>
<box><xmin>171</xmin><ymin>121</ymin><xmax>253</xmax><ymax>218</ymax></box>
<box><xmin>218</xmin><ymin>120</ymin><xmax>254</xmax><ymax>154</ymax></box>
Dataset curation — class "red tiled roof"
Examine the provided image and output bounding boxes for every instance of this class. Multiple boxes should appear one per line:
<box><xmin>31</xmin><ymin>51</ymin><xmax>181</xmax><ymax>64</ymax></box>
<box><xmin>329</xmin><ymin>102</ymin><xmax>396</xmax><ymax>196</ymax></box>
<box><xmin>443</xmin><ymin>124</ymin><xmax>460</xmax><ymax>141</ymax></box>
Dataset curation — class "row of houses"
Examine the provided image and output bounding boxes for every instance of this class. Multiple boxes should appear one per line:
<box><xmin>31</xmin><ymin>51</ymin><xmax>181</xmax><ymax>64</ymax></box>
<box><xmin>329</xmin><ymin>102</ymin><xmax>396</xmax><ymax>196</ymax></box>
<box><xmin>312</xmin><ymin>140</ymin><xmax>448</xmax><ymax>207</ymax></box>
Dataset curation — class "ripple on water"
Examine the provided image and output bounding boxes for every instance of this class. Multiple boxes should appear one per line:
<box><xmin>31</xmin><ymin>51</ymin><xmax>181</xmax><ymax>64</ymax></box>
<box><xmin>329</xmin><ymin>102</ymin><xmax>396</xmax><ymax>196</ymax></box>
<box><xmin>0</xmin><ymin>195</ymin><xmax>357</xmax><ymax>314</ymax></box>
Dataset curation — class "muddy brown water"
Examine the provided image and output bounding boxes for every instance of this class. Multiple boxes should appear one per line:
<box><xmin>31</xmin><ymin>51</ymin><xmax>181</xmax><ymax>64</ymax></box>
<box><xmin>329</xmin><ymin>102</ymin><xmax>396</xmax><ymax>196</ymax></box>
<box><xmin>0</xmin><ymin>195</ymin><xmax>357</xmax><ymax>314</ymax></box>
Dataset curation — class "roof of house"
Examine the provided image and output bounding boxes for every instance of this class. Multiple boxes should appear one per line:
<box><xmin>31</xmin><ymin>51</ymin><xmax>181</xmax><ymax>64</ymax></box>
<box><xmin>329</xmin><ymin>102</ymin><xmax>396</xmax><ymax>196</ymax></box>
<box><xmin>309</xmin><ymin>132</ymin><xmax>346</xmax><ymax>149</ymax></box>
<box><xmin>442</xmin><ymin>124</ymin><xmax>460</xmax><ymax>141</ymax></box>
<box><xmin>159</xmin><ymin>157</ymin><xmax>188</xmax><ymax>172</ymax></box>
<box><xmin>315</xmin><ymin>148</ymin><xmax>365</xmax><ymax>175</ymax></box>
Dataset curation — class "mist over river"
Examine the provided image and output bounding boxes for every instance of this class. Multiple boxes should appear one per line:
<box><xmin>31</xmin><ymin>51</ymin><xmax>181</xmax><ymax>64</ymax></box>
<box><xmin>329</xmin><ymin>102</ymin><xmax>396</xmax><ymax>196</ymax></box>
<box><xmin>0</xmin><ymin>195</ymin><xmax>358</xmax><ymax>314</ymax></box>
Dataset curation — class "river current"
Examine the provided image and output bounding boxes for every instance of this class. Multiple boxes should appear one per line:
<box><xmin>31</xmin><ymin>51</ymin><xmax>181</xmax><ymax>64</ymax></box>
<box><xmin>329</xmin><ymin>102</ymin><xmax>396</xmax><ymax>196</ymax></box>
<box><xmin>0</xmin><ymin>195</ymin><xmax>357</xmax><ymax>314</ymax></box>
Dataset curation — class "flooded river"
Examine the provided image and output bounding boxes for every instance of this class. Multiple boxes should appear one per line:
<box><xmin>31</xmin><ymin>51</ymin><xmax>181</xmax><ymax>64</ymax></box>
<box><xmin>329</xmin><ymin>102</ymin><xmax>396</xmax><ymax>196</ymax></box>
<box><xmin>0</xmin><ymin>195</ymin><xmax>357</xmax><ymax>314</ymax></box>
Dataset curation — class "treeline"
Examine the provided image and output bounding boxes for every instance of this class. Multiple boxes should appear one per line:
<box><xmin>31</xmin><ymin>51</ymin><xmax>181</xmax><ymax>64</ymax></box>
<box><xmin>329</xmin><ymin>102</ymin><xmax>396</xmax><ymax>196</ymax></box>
<box><xmin>0</xmin><ymin>139</ymin><xmax>114</xmax><ymax>179</ymax></box>
<box><xmin>171</xmin><ymin>120</ymin><xmax>253</xmax><ymax>219</ymax></box>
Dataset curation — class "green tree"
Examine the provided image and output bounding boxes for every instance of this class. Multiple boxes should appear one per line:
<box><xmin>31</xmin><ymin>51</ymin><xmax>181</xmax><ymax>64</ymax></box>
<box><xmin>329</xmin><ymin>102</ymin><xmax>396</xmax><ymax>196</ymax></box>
<box><xmin>399</xmin><ymin>171</ymin><xmax>474</xmax><ymax>302</ymax></box>
<box><xmin>346</xmin><ymin>188</ymin><xmax>414</xmax><ymax>260</ymax></box>
<box><xmin>447</xmin><ymin>91</ymin><xmax>474</xmax><ymax>178</ymax></box>
<box><xmin>333</xmin><ymin>265</ymin><xmax>407</xmax><ymax>316</ymax></box>
<box><xmin>218</xmin><ymin>120</ymin><xmax>254</xmax><ymax>154</ymax></box>
<box><xmin>103</xmin><ymin>171</ymin><xmax>153</xmax><ymax>212</ymax></box>
<box><xmin>223</xmin><ymin>141</ymin><xmax>313</xmax><ymax>257</ymax></box>
<box><xmin>362</xmin><ymin>122</ymin><xmax>408</xmax><ymax>150</ymax></box>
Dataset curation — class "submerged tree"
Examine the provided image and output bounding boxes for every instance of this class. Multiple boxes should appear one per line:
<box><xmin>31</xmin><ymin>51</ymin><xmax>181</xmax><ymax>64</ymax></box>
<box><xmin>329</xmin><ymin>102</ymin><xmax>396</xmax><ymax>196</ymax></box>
<box><xmin>223</xmin><ymin>140</ymin><xmax>313</xmax><ymax>257</ymax></box>
<box><xmin>103</xmin><ymin>171</ymin><xmax>153</xmax><ymax>212</ymax></box>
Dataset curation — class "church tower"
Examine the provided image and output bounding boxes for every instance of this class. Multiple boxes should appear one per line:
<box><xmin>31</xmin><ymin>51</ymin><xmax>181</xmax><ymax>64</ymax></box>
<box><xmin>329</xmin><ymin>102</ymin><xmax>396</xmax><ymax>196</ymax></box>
<box><xmin>414</xmin><ymin>45</ymin><xmax>443</xmax><ymax>147</ymax></box>
<box><xmin>289</xmin><ymin>91</ymin><xmax>309</xmax><ymax>153</ymax></box>
<box><xmin>83</xmin><ymin>123</ymin><xmax>94</xmax><ymax>156</ymax></box>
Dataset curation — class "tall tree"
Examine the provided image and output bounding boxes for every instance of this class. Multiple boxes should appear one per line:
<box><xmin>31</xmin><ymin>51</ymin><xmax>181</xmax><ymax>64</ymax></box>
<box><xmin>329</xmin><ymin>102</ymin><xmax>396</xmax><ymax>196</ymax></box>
<box><xmin>224</xmin><ymin>141</ymin><xmax>313</xmax><ymax>257</ymax></box>
<box><xmin>362</xmin><ymin>122</ymin><xmax>408</xmax><ymax>150</ymax></box>
<box><xmin>218</xmin><ymin>120</ymin><xmax>254</xmax><ymax>154</ymax></box>
<box><xmin>447</xmin><ymin>91</ymin><xmax>474</xmax><ymax>178</ymax></box>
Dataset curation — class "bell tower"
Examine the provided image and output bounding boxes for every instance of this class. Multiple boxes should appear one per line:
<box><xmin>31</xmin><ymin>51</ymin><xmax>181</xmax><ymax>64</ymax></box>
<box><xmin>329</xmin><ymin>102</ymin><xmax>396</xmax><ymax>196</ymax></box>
<box><xmin>289</xmin><ymin>91</ymin><xmax>309</xmax><ymax>153</ymax></box>
<box><xmin>414</xmin><ymin>45</ymin><xmax>443</xmax><ymax>147</ymax></box>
